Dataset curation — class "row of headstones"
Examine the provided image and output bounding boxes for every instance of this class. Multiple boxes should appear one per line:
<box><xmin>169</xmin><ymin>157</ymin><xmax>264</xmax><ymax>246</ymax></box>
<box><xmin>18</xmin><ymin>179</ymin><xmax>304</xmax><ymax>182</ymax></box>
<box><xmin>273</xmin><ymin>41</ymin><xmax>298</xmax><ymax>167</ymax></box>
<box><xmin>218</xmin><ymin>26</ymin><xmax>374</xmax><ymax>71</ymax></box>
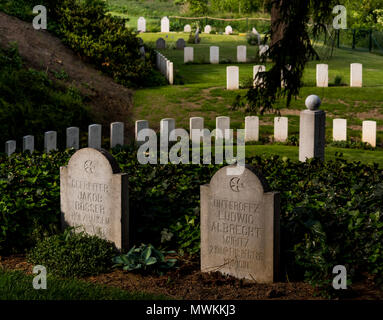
<box><xmin>137</xmin><ymin>16</ymin><xmax>233</xmax><ymax>34</ymax></box>
<box><xmin>182</xmin><ymin>45</ymin><xmax>269</xmax><ymax>64</ymax></box>
<box><xmin>155</xmin><ymin>51</ymin><xmax>174</xmax><ymax>85</ymax></box>
<box><xmin>316</xmin><ymin>63</ymin><xmax>363</xmax><ymax>87</ymax></box>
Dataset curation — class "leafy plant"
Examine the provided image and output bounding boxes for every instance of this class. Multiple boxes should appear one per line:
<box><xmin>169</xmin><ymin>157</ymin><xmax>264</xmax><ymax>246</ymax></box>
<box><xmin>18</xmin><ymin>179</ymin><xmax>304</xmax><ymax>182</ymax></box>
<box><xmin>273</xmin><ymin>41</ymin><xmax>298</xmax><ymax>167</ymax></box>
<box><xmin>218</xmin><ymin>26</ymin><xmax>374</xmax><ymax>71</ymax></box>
<box><xmin>27</xmin><ymin>227</ymin><xmax>117</xmax><ymax>277</ymax></box>
<box><xmin>113</xmin><ymin>244</ymin><xmax>177</xmax><ymax>274</ymax></box>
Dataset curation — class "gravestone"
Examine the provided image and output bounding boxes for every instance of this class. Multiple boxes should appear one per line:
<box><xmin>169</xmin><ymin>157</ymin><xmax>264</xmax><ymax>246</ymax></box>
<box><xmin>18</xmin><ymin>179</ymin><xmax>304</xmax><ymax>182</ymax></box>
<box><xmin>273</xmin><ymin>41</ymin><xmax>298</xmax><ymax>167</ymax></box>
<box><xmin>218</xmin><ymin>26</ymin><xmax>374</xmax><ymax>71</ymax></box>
<box><xmin>216</xmin><ymin>116</ymin><xmax>230</xmax><ymax>140</ymax></box>
<box><xmin>299</xmin><ymin>95</ymin><xmax>326</xmax><ymax>162</ymax></box>
<box><xmin>259</xmin><ymin>45</ymin><xmax>269</xmax><ymax>57</ymax></box>
<box><xmin>253</xmin><ymin>65</ymin><xmax>265</xmax><ymax>87</ymax></box>
<box><xmin>135</xmin><ymin>120</ymin><xmax>149</xmax><ymax>142</ymax></box>
<box><xmin>161</xmin><ymin>16</ymin><xmax>170</xmax><ymax>33</ymax></box>
<box><xmin>225</xmin><ymin>25</ymin><xmax>233</xmax><ymax>35</ymax></box>
<box><xmin>362</xmin><ymin>120</ymin><xmax>376</xmax><ymax>147</ymax></box>
<box><xmin>210</xmin><ymin>46</ymin><xmax>219</xmax><ymax>64</ymax></box>
<box><xmin>226</xmin><ymin>66</ymin><xmax>239</xmax><ymax>90</ymax></box>
<box><xmin>23</xmin><ymin>135</ymin><xmax>34</xmax><ymax>153</ymax></box>
<box><xmin>5</xmin><ymin>140</ymin><xmax>16</xmax><ymax>156</ymax></box>
<box><xmin>184</xmin><ymin>24</ymin><xmax>191</xmax><ymax>33</ymax></box>
<box><xmin>316</xmin><ymin>64</ymin><xmax>328</xmax><ymax>87</ymax></box>
<box><xmin>168</xmin><ymin>61</ymin><xmax>174</xmax><ymax>84</ymax></box>
<box><xmin>350</xmin><ymin>63</ymin><xmax>362</xmax><ymax>87</ymax></box>
<box><xmin>237</xmin><ymin>45</ymin><xmax>247</xmax><ymax>63</ymax></box>
<box><xmin>88</xmin><ymin>124</ymin><xmax>102</xmax><ymax>150</ymax></box>
<box><xmin>67</xmin><ymin>127</ymin><xmax>79</xmax><ymax>150</ymax></box>
<box><xmin>60</xmin><ymin>148</ymin><xmax>129</xmax><ymax>250</ymax></box>
<box><xmin>333</xmin><ymin>119</ymin><xmax>347</xmax><ymax>141</ymax></box>
<box><xmin>204</xmin><ymin>25</ymin><xmax>212</xmax><ymax>34</ymax></box>
<box><xmin>110</xmin><ymin>122</ymin><xmax>124</xmax><ymax>148</ymax></box>
<box><xmin>44</xmin><ymin>131</ymin><xmax>57</xmax><ymax>152</ymax></box>
<box><xmin>274</xmin><ymin>117</ymin><xmax>288</xmax><ymax>142</ymax></box>
<box><xmin>156</xmin><ymin>38</ymin><xmax>166</xmax><ymax>49</ymax></box>
<box><xmin>176</xmin><ymin>38</ymin><xmax>186</xmax><ymax>50</ymax></box>
<box><xmin>200</xmin><ymin>165</ymin><xmax>280</xmax><ymax>282</ymax></box>
<box><xmin>184</xmin><ymin>47</ymin><xmax>194</xmax><ymax>63</ymax></box>
<box><xmin>245</xmin><ymin>116</ymin><xmax>259</xmax><ymax>142</ymax></box>
<box><xmin>160</xmin><ymin>118</ymin><xmax>175</xmax><ymax>139</ymax></box>
<box><xmin>190</xmin><ymin>117</ymin><xmax>204</xmax><ymax>141</ymax></box>
<box><xmin>137</xmin><ymin>17</ymin><xmax>146</xmax><ymax>32</ymax></box>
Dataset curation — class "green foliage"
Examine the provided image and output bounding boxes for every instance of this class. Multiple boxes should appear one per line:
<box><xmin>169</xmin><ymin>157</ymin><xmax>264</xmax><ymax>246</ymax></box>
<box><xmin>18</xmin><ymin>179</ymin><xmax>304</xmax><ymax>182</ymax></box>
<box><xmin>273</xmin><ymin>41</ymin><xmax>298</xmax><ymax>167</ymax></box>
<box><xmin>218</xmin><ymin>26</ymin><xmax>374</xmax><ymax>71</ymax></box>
<box><xmin>113</xmin><ymin>244</ymin><xmax>177</xmax><ymax>274</ymax></box>
<box><xmin>0</xmin><ymin>46</ymin><xmax>92</xmax><ymax>148</ymax></box>
<box><xmin>328</xmin><ymin>140</ymin><xmax>375</xmax><ymax>150</ymax></box>
<box><xmin>246</xmin><ymin>32</ymin><xmax>260</xmax><ymax>45</ymax></box>
<box><xmin>27</xmin><ymin>228</ymin><xmax>117</xmax><ymax>277</ymax></box>
<box><xmin>186</xmin><ymin>0</ymin><xmax>209</xmax><ymax>15</ymax></box>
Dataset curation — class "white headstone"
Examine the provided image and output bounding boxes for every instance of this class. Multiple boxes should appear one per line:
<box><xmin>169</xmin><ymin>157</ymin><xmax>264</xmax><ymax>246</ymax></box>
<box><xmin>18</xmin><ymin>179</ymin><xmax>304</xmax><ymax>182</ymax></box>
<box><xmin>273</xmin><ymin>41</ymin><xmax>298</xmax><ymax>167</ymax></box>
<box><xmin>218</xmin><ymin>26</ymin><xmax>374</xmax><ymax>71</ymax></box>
<box><xmin>200</xmin><ymin>165</ymin><xmax>280</xmax><ymax>282</ymax></box>
<box><xmin>184</xmin><ymin>47</ymin><xmax>194</xmax><ymax>63</ymax></box>
<box><xmin>23</xmin><ymin>135</ymin><xmax>34</xmax><ymax>153</ymax></box>
<box><xmin>216</xmin><ymin>116</ymin><xmax>230</xmax><ymax>140</ymax></box>
<box><xmin>226</xmin><ymin>66</ymin><xmax>239</xmax><ymax>90</ymax></box>
<box><xmin>204</xmin><ymin>25</ymin><xmax>212</xmax><ymax>34</ymax></box>
<box><xmin>274</xmin><ymin>117</ymin><xmax>288</xmax><ymax>142</ymax></box>
<box><xmin>333</xmin><ymin>119</ymin><xmax>347</xmax><ymax>141</ymax></box>
<box><xmin>350</xmin><ymin>63</ymin><xmax>362</xmax><ymax>87</ymax></box>
<box><xmin>44</xmin><ymin>131</ymin><xmax>57</xmax><ymax>152</ymax></box>
<box><xmin>237</xmin><ymin>45</ymin><xmax>247</xmax><ymax>63</ymax></box>
<box><xmin>135</xmin><ymin>120</ymin><xmax>149</xmax><ymax>144</ymax></box>
<box><xmin>190</xmin><ymin>117</ymin><xmax>204</xmax><ymax>141</ymax></box>
<box><xmin>160</xmin><ymin>118</ymin><xmax>175</xmax><ymax>139</ymax></box>
<box><xmin>161</xmin><ymin>16</ymin><xmax>170</xmax><ymax>33</ymax></box>
<box><xmin>362</xmin><ymin>120</ymin><xmax>376</xmax><ymax>147</ymax></box>
<box><xmin>110</xmin><ymin>122</ymin><xmax>124</xmax><ymax>148</ymax></box>
<box><xmin>316</xmin><ymin>64</ymin><xmax>328</xmax><ymax>87</ymax></box>
<box><xmin>137</xmin><ymin>17</ymin><xmax>146</xmax><ymax>32</ymax></box>
<box><xmin>259</xmin><ymin>45</ymin><xmax>269</xmax><ymax>57</ymax></box>
<box><xmin>210</xmin><ymin>46</ymin><xmax>219</xmax><ymax>64</ymax></box>
<box><xmin>5</xmin><ymin>140</ymin><xmax>16</xmax><ymax>156</ymax></box>
<box><xmin>60</xmin><ymin>148</ymin><xmax>129</xmax><ymax>250</ymax></box>
<box><xmin>225</xmin><ymin>25</ymin><xmax>233</xmax><ymax>35</ymax></box>
<box><xmin>88</xmin><ymin>124</ymin><xmax>102</xmax><ymax>150</ymax></box>
<box><xmin>245</xmin><ymin>116</ymin><xmax>259</xmax><ymax>142</ymax></box>
<box><xmin>184</xmin><ymin>24</ymin><xmax>191</xmax><ymax>33</ymax></box>
<box><xmin>168</xmin><ymin>62</ymin><xmax>174</xmax><ymax>85</ymax></box>
<box><xmin>66</xmin><ymin>127</ymin><xmax>80</xmax><ymax>150</ymax></box>
<box><xmin>253</xmin><ymin>65</ymin><xmax>266</xmax><ymax>87</ymax></box>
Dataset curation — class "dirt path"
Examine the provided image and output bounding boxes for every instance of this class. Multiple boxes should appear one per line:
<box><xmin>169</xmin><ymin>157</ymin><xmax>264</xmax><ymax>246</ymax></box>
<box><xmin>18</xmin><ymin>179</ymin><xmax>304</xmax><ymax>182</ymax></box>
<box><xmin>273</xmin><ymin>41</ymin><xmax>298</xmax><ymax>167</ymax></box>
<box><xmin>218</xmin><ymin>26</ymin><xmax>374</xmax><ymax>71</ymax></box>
<box><xmin>0</xmin><ymin>12</ymin><xmax>135</xmax><ymax>140</ymax></box>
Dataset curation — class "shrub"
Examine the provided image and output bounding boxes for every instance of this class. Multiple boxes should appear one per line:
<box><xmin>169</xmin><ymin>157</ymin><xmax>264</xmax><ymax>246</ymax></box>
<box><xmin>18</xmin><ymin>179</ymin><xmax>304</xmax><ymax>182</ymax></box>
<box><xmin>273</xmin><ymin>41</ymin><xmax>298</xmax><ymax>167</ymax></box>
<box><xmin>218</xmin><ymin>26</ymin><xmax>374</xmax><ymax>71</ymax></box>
<box><xmin>246</xmin><ymin>33</ymin><xmax>260</xmax><ymax>45</ymax></box>
<box><xmin>27</xmin><ymin>228</ymin><xmax>117</xmax><ymax>277</ymax></box>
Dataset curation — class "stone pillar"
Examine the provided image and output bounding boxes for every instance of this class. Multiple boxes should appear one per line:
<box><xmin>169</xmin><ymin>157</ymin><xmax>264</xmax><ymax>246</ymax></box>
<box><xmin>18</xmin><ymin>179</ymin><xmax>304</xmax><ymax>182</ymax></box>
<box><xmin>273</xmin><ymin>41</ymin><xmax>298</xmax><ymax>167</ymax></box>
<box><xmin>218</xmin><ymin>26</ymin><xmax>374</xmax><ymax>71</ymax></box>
<box><xmin>66</xmin><ymin>127</ymin><xmax>80</xmax><ymax>150</ymax></box>
<box><xmin>299</xmin><ymin>95</ymin><xmax>326</xmax><ymax>162</ymax></box>
<box><xmin>110</xmin><ymin>122</ymin><xmax>124</xmax><ymax>148</ymax></box>
<box><xmin>226</xmin><ymin>66</ymin><xmax>239</xmax><ymax>90</ymax></box>
<box><xmin>333</xmin><ymin>119</ymin><xmax>347</xmax><ymax>141</ymax></box>
<box><xmin>88</xmin><ymin>124</ymin><xmax>102</xmax><ymax>150</ymax></box>
<box><xmin>5</xmin><ymin>140</ymin><xmax>16</xmax><ymax>156</ymax></box>
<box><xmin>245</xmin><ymin>116</ymin><xmax>259</xmax><ymax>142</ymax></box>
<box><xmin>44</xmin><ymin>131</ymin><xmax>57</xmax><ymax>152</ymax></box>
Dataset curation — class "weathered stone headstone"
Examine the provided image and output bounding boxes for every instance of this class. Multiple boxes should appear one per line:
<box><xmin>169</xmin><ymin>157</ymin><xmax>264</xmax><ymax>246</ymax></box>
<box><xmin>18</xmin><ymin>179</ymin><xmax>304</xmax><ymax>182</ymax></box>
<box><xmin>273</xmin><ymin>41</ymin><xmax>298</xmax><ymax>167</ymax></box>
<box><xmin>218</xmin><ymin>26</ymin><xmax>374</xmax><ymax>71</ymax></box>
<box><xmin>135</xmin><ymin>120</ymin><xmax>149</xmax><ymax>142</ymax></box>
<box><xmin>210</xmin><ymin>46</ymin><xmax>219</xmax><ymax>64</ymax></box>
<box><xmin>161</xmin><ymin>16</ymin><xmax>170</xmax><ymax>33</ymax></box>
<box><xmin>362</xmin><ymin>120</ymin><xmax>376</xmax><ymax>147</ymax></box>
<box><xmin>200</xmin><ymin>165</ymin><xmax>280</xmax><ymax>282</ymax></box>
<box><xmin>245</xmin><ymin>116</ymin><xmax>259</xmax><ymax>142</ymax></box>
<box><xmin>110</xmin><ymin>122</ymin><xmax>124</xmax><ymax>148</ymax></box>
<box><xmin>88</xmin><ymin>124</ymin><xmax>102</xmax><ymax>150</ymax></box>
<box><xmin>190</xmin><ymin>117</ymin><xmax>204</xmax><ymax>140</ymax></box>
<box><xmin>168</xmin><ymin>61</ymin><xmax>174</xmax><ymax>85</ymax></box>
<box><xmin>253</xmin><ymin>65</ymin><xmax>265</xmax><ymax>87</ymax></box>
<box><xmin>316</xmin><ymin>64</ymin><xmax>328</xmax><ymax>87</ymax></box>
<box><xmin>44</xmin><ymin>131</ymin><xmax>57</xmax><ymax>152</ymax></box>
<box><xmin>333</xmin><ymin>119</ymin><xmax>347</xmax><ymax>141</ymax></box>
<box><xmin>23</xmin><ymin>135</ymin><xmax>34</xmax><ymax>153</ymax></box>
<box><xmin>67</xmin><ymin>127</ymin><xmax>79</xmax><ymax>150</ymax></box>
<box><xmin>137</xmin><ymin>17</ymin><xmax>146</xmax><ymax>32</ymax></box>
<box><xmin>184</xmin><ymin>24</ymin><xmax>191</xmax><ymax>33</ymax></box>
<box><xmin>274</xmin><ymin>117</ymin><xmax>288</xmax><ymax>142</ymax></box>
<box><xmin>176</xmin><ymin>38</ymin><xmax>186</xmax><ymax>50</ymax></box>
<box><xmin>216</xmin><ymin>116</ymin><xmax>230</xmax><ymax>140</ymax></box>
<box><xmin>5</xmin><ymin>140</ymin><xmax>16</xmax><ymax>156</ymax></box>
<box><xmin>156</xmin><ymin>38</ymin><xmax>166</xmax><ymax>49</ymax></box>
<box><xmin>60</xmin><ymin>148</ymin><xmax>129</xmax><ymax>250</ymax></box>
<box><xmin>160</xmin><ymin>118</ymin><xmax>175</xmax><ymax>139</ymax></box>
<box><xmin>299</xmin><ymin>95</ymin><xmax>326</xmax><ymax>162</ymax></box>
<box><xmin>225</xmin><ymin>25</ymin><xmax>233</xmax><ymax>35</ymax></box>
<box><xmin>259</xmin><ymin>45</ymin><xmax>269</xmax><ymax>57</ymax></box>
<box><xmin>204</xmin><ymin>25</ymin><xmax>212</xmax><ymax>34</ymax></box>
<box><xmin>184</xmin><ymin>47</ymin><xmax>194</xmax><ymax>63</ymax></box>
<box><xmin>350</xmin><ymin>63</ymin><xmax>362</xmax><ymax>87</ymax></box>
<box><xmin>226</xmin><ymin>66</ymin><xmax>239</xmax><ymax>90</ymax></box>
<box><xmin>237</xmin><ymin>45</ymin><xmax>247</xmax><ymax>63</ymax></box>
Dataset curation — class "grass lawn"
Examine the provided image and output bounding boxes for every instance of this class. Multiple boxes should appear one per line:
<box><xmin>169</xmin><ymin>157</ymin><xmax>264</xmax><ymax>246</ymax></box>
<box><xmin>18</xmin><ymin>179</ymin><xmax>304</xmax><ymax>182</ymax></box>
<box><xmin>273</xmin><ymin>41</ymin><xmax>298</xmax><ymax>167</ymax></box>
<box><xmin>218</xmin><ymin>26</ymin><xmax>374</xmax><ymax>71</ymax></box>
<box><xmin>0</xmin><ymin>269</ymin><xmax>169</xmax><ymax>300</ymax></box>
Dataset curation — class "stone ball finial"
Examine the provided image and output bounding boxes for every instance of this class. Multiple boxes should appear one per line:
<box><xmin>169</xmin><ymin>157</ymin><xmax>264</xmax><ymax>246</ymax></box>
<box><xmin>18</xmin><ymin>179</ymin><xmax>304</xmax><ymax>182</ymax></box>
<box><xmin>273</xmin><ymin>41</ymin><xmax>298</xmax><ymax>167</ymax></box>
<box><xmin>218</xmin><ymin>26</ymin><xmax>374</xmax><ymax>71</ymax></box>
<box><xmin>305</xmin><ymin>95</ymin><xmax>321</xmax><ymax>111</ymax></box>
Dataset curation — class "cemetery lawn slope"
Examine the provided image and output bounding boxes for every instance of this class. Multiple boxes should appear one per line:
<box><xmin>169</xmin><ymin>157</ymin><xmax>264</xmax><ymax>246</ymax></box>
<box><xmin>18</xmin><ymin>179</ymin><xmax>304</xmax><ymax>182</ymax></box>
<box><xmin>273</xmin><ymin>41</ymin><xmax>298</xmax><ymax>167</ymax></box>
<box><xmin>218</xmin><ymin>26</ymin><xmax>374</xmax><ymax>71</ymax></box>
<box><xmin>0</xmin><ymin>12</ymin><xmax>135</xmax><ymax>139</ymax></box>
